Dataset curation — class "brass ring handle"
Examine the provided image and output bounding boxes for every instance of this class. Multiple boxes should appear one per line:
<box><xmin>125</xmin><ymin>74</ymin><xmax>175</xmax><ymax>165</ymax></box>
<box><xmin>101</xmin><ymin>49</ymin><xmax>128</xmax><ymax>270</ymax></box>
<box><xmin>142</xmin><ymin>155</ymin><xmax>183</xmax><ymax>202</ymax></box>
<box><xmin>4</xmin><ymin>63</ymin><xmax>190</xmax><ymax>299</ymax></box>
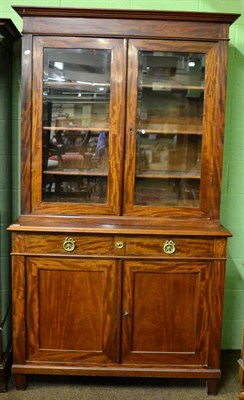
<box><xmin>163</xmin><ymin>240</ymin><xmax>176</xmax><ymax>255</ymax></box>
<box><xmin>115</xmin><ymin>241</ymin><xmax>124</xmax><ymax>249</ymax></box>
<box><xmin>63</xmin><ymin>237</ymin><xmax>76</xmax><ymax>252</ymax></box>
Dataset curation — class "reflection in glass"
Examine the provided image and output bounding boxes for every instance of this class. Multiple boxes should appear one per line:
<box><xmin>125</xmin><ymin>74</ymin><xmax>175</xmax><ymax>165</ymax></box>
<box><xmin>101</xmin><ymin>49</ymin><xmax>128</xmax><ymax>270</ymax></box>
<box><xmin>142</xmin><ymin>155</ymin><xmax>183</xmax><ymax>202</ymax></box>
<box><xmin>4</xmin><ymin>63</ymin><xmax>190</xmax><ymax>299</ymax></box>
<box><xmin>135</xmin><ymin>51</ymin><xmax>205</xmax><ymax>208</ymax></box>
<box><xmin>42</xmin><ymin>48</ymin><xmax>111</xmax><ymax>204</ymax></box>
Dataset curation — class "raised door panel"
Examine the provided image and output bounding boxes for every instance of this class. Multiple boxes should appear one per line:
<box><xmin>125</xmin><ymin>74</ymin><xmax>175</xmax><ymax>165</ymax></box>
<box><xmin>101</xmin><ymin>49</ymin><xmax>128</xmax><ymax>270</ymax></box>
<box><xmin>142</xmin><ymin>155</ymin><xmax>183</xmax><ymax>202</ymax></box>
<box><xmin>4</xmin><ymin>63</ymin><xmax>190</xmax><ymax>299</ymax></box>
<box><xmin>122</xmin><ymin>260</ymin><xmax>211</xmax><ymax>365</ymax></box>
<box><xmin>123</xmin><ymin>39</ymin><xmax>227</xmax><ymax>219</ymax></box>
<box><xmin>29</xmin><ymin>36</ymin><xmax>126</xmax><ymax>216</ymax></box>
<box><xmin>26</xmin><ymin>257</ymin><xmax>120</xmax><ymax>363</ymax></box>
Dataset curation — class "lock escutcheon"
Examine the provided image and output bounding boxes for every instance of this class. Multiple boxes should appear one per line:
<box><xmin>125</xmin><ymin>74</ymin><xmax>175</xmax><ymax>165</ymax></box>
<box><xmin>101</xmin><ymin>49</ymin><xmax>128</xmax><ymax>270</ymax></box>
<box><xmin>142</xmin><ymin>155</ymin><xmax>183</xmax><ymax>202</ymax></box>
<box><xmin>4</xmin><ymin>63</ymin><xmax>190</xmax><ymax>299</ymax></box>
<box><xmin>163</xmin><ymin>240</ymin><xmax>176</xmax><ymax>255</ymax></box>
<box><xmin>115</xmin><ymin>241</ymin><xmax>124</xmax><ymax>249</ymax></box>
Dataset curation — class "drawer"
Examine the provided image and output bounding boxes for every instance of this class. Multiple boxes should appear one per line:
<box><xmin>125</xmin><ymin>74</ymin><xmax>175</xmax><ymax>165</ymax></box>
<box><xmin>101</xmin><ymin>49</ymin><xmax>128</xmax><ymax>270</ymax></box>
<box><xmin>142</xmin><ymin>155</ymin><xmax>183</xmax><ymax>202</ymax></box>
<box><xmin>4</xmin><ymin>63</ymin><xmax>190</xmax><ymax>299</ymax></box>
<box><xmin>14</xmin><ymin>233</ymin><xmax>114</xmax><ymax>255</ymax></box>
<box><xmin>123</xmin><ymin>236</ymin><xmax>213</xmax><ymax>258</ymax></box>
<box><xmin>12</xmin><ymin>233</ymin><xmax>214</xmax><ymax>258</ymax></box>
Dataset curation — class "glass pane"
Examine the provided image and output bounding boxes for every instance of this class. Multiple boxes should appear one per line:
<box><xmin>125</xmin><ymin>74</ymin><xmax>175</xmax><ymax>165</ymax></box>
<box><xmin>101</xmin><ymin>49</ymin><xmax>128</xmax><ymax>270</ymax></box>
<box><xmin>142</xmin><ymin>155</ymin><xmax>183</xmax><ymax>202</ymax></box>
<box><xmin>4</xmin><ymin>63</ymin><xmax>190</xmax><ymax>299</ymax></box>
<box><xmin>135</xmin><ymin>51</ymin><xmax>205</xmax><ymax>208</ymax></box>
<box><xmin>42</xmin><ymin>48</ymin><xmax>111</xmax><ymax>204</ymax></box>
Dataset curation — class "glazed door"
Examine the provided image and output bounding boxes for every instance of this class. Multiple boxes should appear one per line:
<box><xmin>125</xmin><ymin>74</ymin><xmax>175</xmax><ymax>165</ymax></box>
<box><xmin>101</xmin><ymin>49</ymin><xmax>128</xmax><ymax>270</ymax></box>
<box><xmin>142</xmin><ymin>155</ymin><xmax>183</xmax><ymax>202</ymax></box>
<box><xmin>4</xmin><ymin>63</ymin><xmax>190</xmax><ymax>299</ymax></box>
<box><xmin>124</xmin><ymin>39</ymin><xmax>219</xmax><ymax>218</ymax></box>
<box><xmin>26</xmin><ymin>257</ymin><xmax>120</xmax><ymax>363</ymax></box>
<box><xmin>32</xmin><ymin>37</ymin><xmax>126</xmax><ymax>215</ymax></box>
<box><xmin>121</xmin><ymin>260</ymin><xmax>211</xmax><ymax>365</ymax></box>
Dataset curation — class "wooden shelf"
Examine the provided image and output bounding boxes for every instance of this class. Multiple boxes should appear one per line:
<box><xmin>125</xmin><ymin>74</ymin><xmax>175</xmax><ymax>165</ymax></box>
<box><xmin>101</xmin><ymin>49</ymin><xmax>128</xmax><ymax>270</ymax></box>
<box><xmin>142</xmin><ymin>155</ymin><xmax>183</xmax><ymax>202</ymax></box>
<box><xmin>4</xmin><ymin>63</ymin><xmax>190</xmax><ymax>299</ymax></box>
<box><xmin>43</xmin><ymin>126</ymin><xmax>109</xmax><ymax>132</ymax></box>
<box><xmin>137</xmin><ymin>127</ymin><xmax>202</xmax><ymax>135</ymax></box>
<box><xmin>43</xmin><ymin>97</ymin><xmax>109</xmax><ymax>103</ymax></box>
<box><xmin>43</xmin><ymin>169</ymin><xmax>108</xmax><ymax>177</ymax></box>
<box><xmin>141</xmin><ymin>83</ymin><xmax>204</xmax><ymax>90</ymax></box>
<box><xmin>44</xmin><ymin>81</ymin><xmax>110</xmax><ymax>88</ymax></box>
<box><xmin>137</xmin><ymin>119</ymin><xmax>203</xmax><ymax>135</ymax></box>
<box><xmin>136</xmin><ymin>170</ymin><xmax>200</xmax><ymax>179</ymax></box>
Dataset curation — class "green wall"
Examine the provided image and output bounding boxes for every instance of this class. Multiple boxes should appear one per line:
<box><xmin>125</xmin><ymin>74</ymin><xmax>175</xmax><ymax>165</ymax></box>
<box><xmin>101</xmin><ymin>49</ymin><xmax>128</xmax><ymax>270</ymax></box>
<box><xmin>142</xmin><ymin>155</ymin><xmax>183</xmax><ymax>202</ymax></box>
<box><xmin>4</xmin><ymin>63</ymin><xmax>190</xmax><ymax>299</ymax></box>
<box><xmin>0</xmin><ymin>33</ymin><xmax>13</xmax><ymax>355</ymax></box>
<box><xmin>1</xmin><ymin>0</ymin><xmax>243</xmax><ymax>349</ymax></box>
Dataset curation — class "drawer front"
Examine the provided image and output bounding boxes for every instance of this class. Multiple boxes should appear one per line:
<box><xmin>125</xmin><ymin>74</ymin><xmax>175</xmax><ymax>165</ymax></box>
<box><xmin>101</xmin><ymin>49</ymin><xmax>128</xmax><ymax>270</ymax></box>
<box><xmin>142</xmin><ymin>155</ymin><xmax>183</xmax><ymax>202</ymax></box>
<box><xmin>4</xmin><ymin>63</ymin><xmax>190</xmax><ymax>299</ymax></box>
<box><xmin>124</xmin><ymin>236</ymin><xmax>213</xmax><ymax>258</ymax></box>
<box><xmin>12</xmin><ymin>233</ymin><xmax>214</xmax><ymax>258</ymax></box>
<box><xmin>16</xmin><ymin>234</ymin><xmax>114</xmax><ymax>255</ymax></box>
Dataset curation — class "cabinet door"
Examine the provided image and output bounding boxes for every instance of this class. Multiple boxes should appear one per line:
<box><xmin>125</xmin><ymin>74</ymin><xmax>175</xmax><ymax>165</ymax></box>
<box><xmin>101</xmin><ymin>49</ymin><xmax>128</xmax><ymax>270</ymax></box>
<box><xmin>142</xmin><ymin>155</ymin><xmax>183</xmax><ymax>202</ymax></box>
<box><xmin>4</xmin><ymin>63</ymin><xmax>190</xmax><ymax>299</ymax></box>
<box><xmin>31</xmin><ymin>37</ymin><xmax>126</xmax><ymax>215</ymax></box>
<box><xmin>124</xmin><ymin>39</ymin><xmax>223</xmax><ymax>219</ymax></box>
<box><xmin>26</xmin><ymin>257</ymin><xmax>120</xmax><ymax>363</ymax></box>
<box><xmin>121</xmin><ymin>260</ymin><xmax>211</xmax><ymax>365</ymax></box>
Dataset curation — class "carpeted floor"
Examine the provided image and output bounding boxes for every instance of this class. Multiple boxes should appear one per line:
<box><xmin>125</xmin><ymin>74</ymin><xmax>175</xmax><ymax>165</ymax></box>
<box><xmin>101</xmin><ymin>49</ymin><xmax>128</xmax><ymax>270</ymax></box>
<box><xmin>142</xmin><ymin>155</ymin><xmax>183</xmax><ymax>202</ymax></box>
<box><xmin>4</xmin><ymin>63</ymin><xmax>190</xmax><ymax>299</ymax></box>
<box><xmin>3</xmin><ymin>351</ymin><xmax>241</xmax><ymax>400</ymax></box>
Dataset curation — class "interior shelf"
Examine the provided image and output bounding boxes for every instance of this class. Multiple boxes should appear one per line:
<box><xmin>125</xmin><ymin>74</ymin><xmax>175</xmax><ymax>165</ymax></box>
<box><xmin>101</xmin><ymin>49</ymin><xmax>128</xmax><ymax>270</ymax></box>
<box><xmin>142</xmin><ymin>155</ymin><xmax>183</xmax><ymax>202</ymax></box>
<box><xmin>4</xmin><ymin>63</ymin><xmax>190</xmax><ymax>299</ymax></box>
<box><xmin>43</xmin><ymin>126</ymin><xmax>109</xmax><ymax>132</ymax></box>
<box><xmin>136</xmin><ymin>170</ymin><xmax>201</xmax><ymax>179</ymax></box>
<box><xmin>137</xmin><ymin>127</ymin><xmax>202</xmax><ymax>135</ymax></box>
<box><xmin>43</xmin><ymin>169</ymin><xmax>108</xmax><ymax>177</ymax></box>
<box><xmin>44</xmin><ymin>81</ymin><xmax>110</xmax><ymax>87</ymax></box>
<box><xmin>141</xmin><ymin>83</ymin><xmax>204</xmax><ymax>90</ymax></box>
